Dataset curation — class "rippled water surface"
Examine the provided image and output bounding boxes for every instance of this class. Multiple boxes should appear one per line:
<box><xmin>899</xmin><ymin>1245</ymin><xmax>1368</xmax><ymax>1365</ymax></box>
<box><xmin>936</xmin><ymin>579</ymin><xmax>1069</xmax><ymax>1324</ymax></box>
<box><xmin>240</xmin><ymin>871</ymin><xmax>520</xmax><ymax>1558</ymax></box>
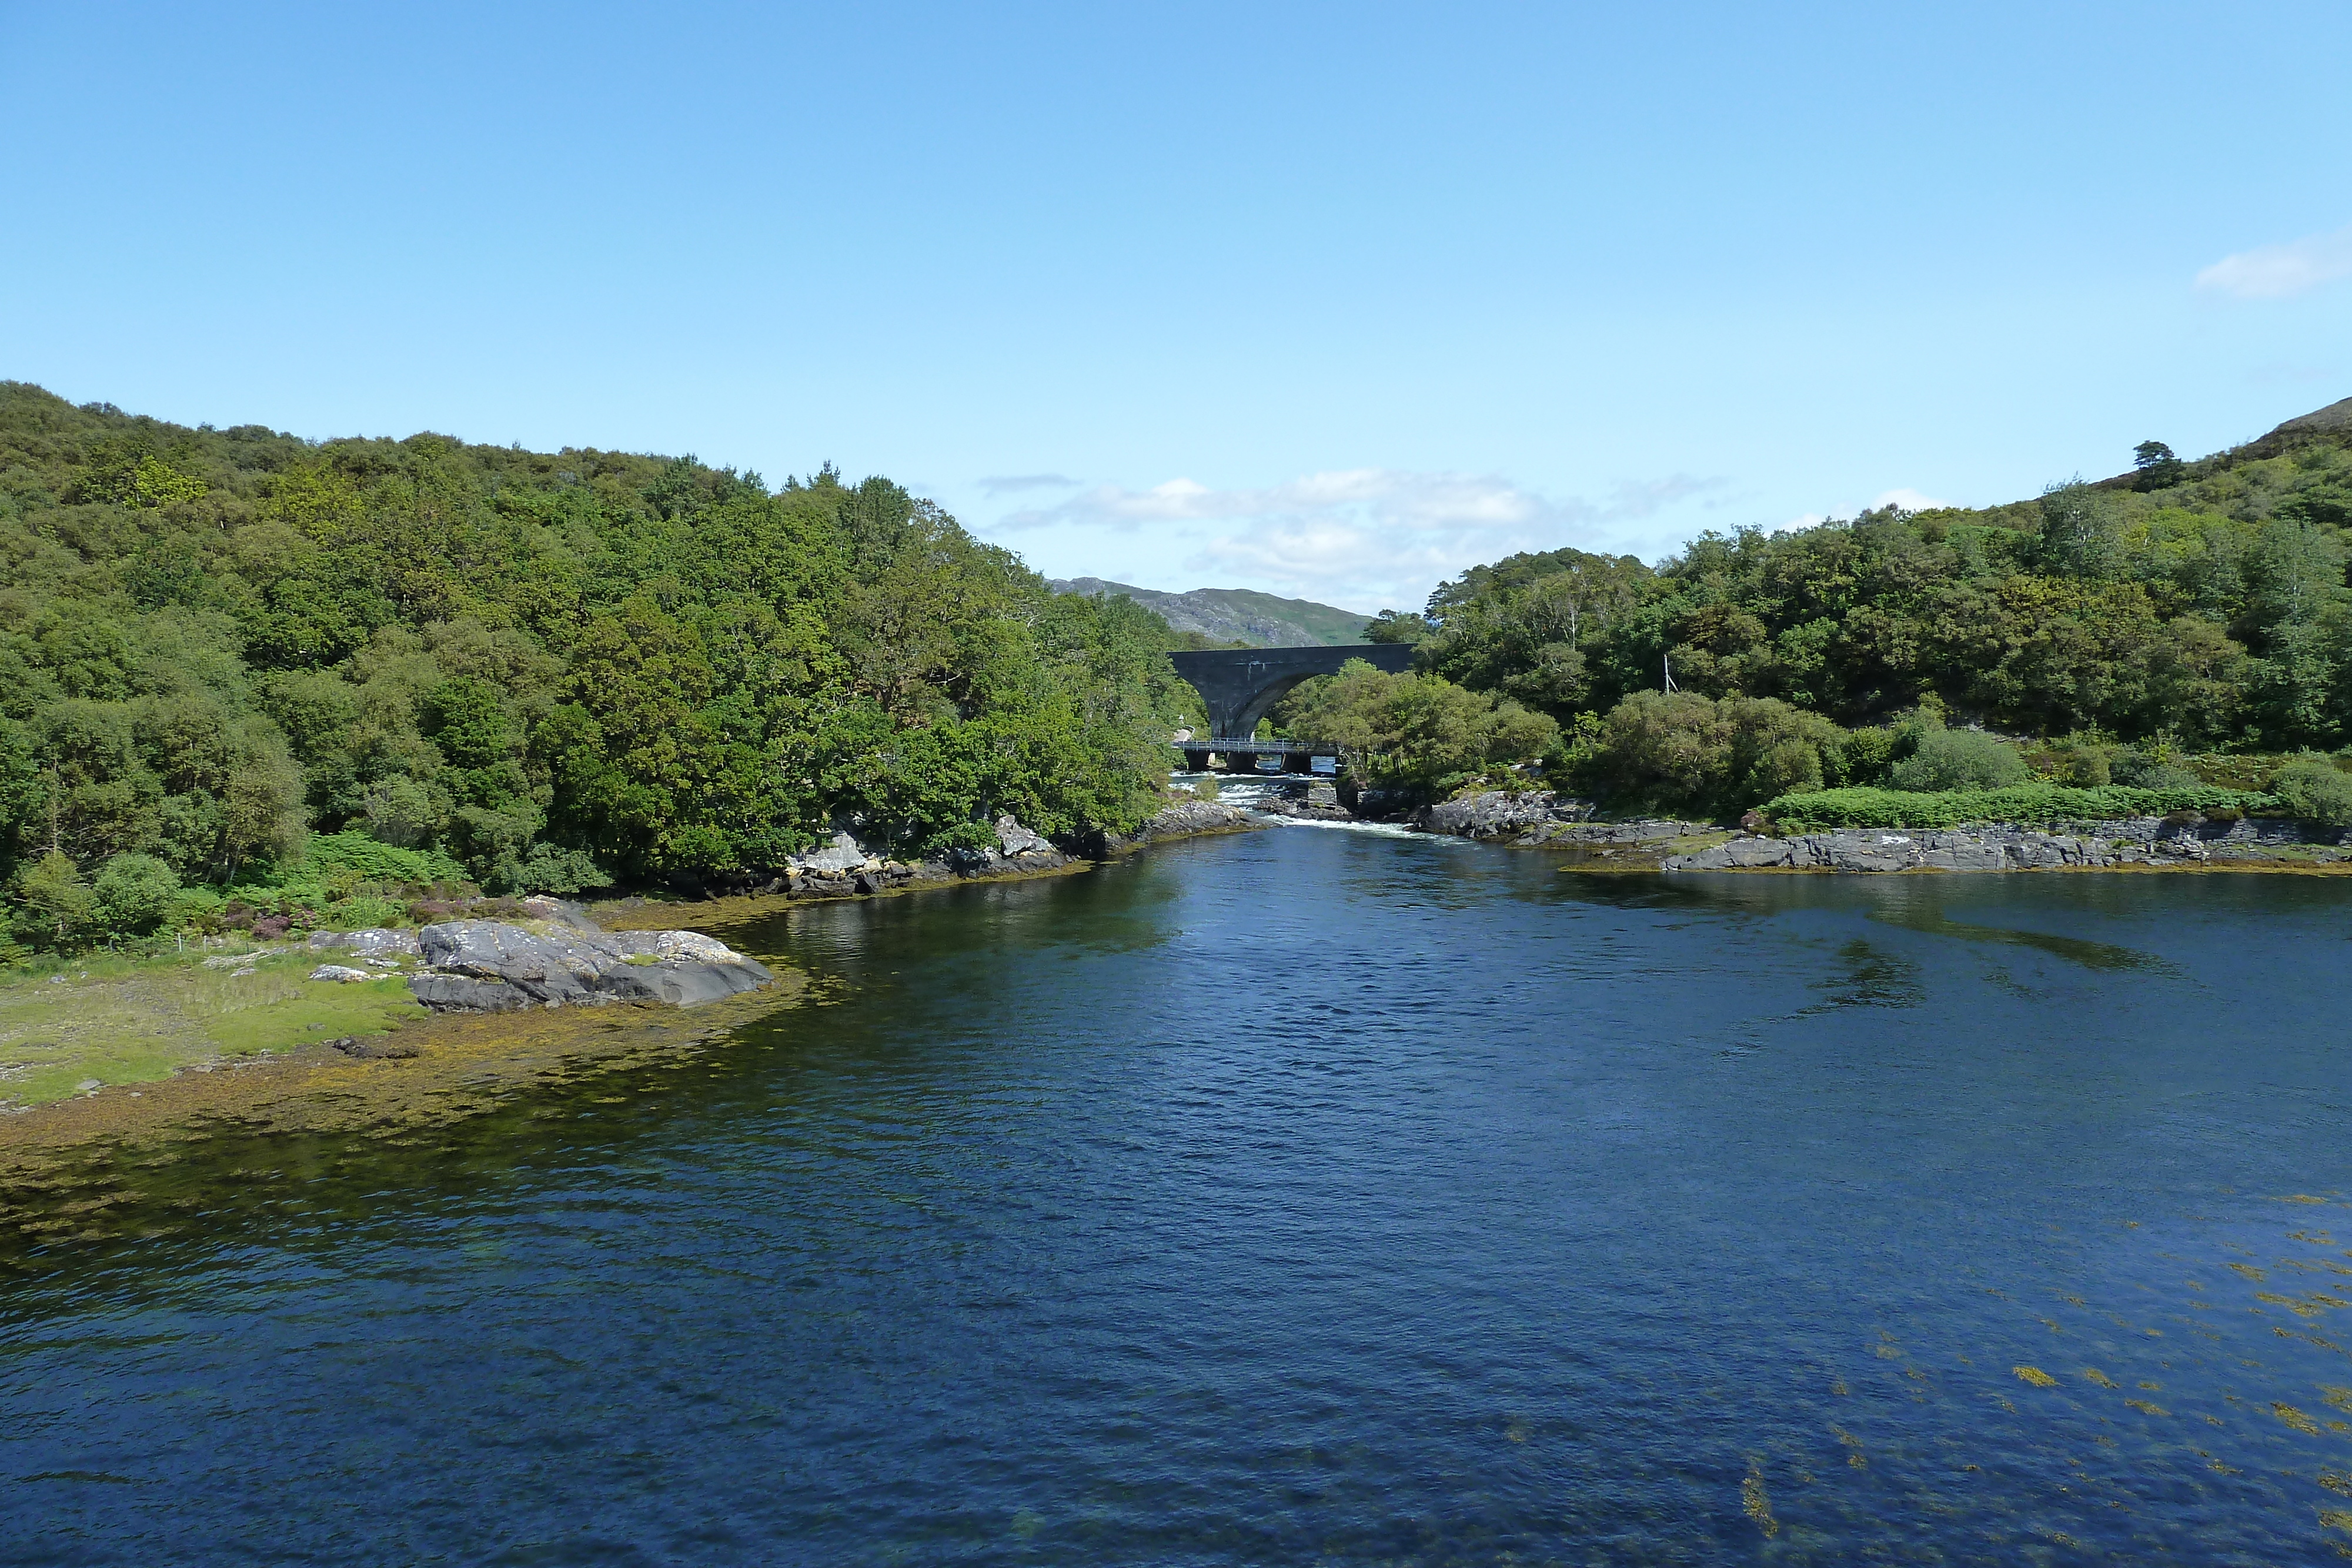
<box><xmin>7</xmin><ymin>828</ymin><xmax>2352</xmax><ymax>1564</ymax></box>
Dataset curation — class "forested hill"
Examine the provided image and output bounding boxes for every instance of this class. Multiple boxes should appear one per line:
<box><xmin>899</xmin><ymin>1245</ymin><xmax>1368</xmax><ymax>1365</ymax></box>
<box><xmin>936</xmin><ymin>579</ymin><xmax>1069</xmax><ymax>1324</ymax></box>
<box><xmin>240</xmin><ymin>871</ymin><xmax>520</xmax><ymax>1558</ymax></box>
<box><xmin>1047</xmin><ymin>579</ymin><xmax>1372</xmax><ymax>647</ymax></box>
<box><xmin>0</xmin><ymin>382</ymin><xmax>1192</xmax><ymax>930</ymax></box>
<box><xmin>1405</xmin><ymin>396</ymin><xmax>2352</xmax><ymax>754</ymax></box>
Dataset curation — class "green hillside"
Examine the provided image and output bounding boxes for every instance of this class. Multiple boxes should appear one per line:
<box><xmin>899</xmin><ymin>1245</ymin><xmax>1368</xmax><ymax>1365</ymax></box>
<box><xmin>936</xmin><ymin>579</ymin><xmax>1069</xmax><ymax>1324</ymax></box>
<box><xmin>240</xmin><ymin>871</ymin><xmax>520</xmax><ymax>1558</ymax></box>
<box><xmin>1051</xmin><ymin>578</ymin><xmax>1372</xmax><ymax>646</ymax></box>
<box><xmin>1410</xmin><ymin>397</ymin><xmax>2352</xmax><ymax>744</ymax></box>
<box><xmin>1279</xmin><ymin>396</ymin><xmax>2352</xmax><ymax>816</ymax></box>
<box><xmin>0</xmin><ymin>383</ymin><xmax>1192</xmax><ymax>954</ymax></box>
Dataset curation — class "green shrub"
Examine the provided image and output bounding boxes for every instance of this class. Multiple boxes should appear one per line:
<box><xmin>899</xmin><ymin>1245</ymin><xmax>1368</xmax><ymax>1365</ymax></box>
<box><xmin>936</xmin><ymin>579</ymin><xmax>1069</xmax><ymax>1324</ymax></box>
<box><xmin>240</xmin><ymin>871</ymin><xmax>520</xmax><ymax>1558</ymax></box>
<box><xmin>2043</xmin><ymin>740</ymin><xmax>2112</xmax><ymax>787</ymax></box>
<box><xmin>1887</xmin><ymin>728</ymin><xmax>2027</xmax><ymax>791</ymax></box>
<box><xmin>299</xmin><ymin>831</ymin><xmax>471</xmax><ymax>887</ymax></box>
<box><xmin>1573</xmin><ymin>691</ymin><xmax>1840</xmax><ymax>817</ymax></box>
<box><xmin>1825</xmin><ymin>727</ymin><xmax>1896</xmax><ymax>787</ymax></box>
<box><xmin>1191</xmin><ymin>777</ymin><xmax>1220</xmax><ymax>801</ymax></box>
<box><xmin>11</xmin><ymin>851</ymin><xmax>92</xmax><ymax>947</ymax></box>
<box><xmin>91</xmin><ymin>852</ymin><xmax>181</xmax><ymax>935</ymax></box>
<box><xmin>923</xmin><ymin>820</ymin><xmax>1002</xmax><ymax>855</ymax></box>
<box><xmin>1278</xmin><ymin>660</ymin><xmax>1558</xmax><ymax>802</ymax></box>
<box><xmin>1761</xmin><ymin>783</ymin><xmax>2276</xmax><ymax>831</ymax></box>
<box><xmin>2267</xmin><ymin>755</ymin><xmax>2352</xmax><ymax>826</ymax></box>
<box><xmin>2110</xmin><ymin>750</ymin><xmax>2203</xmax><ymax>790</ymax></box>
<box><xmin>509</xmin><ymin>843</ymin><xmax>613</xmax><ymax>895</ymax></box>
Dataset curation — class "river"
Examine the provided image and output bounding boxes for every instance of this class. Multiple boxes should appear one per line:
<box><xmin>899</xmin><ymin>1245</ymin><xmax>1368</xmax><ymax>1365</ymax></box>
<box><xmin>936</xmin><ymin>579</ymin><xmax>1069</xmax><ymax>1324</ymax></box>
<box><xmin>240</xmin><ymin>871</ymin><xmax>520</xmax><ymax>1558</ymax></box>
<box><xmin>5</xmin><ymin>822</ymin><xmax>2351</xmax><ymax>1563</ymax></box>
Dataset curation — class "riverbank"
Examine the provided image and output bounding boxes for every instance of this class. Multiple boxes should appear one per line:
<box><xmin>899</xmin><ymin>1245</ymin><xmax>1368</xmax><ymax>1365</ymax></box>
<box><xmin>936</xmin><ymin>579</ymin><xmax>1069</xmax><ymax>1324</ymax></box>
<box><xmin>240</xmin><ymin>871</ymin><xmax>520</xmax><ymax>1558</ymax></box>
<box><xmin>0</xmin><ymin>798</ymin><xmax>1257</xmax><ymax>1148</ymax></box>
<box><xmin>1396</xmin><ymin>788</ymin><xmax>2352</xmax><ymax>872</ymax></box>
<box><xmin>1666</xmin><ymin>821</ymin><xmax>2352</xmax><ymax>872</ymax></box>
<box><xmin>0</xmin><ymin>972</ymin><xmax>809</xmax><ymax>1238</ymax></box>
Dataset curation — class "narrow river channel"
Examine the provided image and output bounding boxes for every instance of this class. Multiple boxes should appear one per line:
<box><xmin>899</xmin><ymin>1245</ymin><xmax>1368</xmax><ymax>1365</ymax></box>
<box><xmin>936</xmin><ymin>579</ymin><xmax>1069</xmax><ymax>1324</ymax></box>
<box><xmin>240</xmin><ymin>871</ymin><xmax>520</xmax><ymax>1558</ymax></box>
<box><xmin>6</xmin><ymin>824</ymin><xmax>2352</xmax><ymax>1563</ymax></box>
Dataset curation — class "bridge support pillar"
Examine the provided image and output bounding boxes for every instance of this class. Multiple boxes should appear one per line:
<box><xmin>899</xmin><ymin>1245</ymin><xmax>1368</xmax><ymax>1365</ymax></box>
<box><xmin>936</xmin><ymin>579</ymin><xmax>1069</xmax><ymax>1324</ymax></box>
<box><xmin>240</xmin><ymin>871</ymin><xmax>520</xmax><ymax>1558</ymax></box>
<box><xmin>1182</xmin><ymin>749</ymin><xmax>1210</xmax><ymax>773</ymax></box>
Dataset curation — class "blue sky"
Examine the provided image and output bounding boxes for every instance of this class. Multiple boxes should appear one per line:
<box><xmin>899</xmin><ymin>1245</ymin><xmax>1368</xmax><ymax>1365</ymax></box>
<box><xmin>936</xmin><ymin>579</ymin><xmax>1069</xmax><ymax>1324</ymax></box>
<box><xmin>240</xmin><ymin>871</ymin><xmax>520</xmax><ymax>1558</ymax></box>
<box><xmin>4</xmin><ymin>3</ymin><xmax>2348</xmax><ymax>614</ymax></box>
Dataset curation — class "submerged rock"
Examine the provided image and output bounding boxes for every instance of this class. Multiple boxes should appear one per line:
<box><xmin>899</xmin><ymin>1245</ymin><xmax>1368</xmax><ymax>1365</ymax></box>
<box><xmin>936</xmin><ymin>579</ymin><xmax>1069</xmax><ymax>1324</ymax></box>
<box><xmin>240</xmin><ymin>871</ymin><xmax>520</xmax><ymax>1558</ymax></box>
<box><xmin>406</xmin><ymin>920</ymin><xmax>773</xmax><ymax>1013</ymax></box>
<box><xmin>330</xmin><ymin>1035</ymin><xmax>420</xmax><ymax>1059</ymax></box>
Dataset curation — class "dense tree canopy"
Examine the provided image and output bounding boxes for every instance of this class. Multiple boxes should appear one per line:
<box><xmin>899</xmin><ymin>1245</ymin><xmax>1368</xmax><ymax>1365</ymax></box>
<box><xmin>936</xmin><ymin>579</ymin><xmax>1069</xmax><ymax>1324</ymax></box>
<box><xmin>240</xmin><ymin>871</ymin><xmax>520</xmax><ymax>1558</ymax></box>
<box><xmin>1405</xmin><ymin>413</ymin><xmax>2352</xmax><ymax>754</ymax></box>
<box><xmin>0</xmin><ymin>383</ymin><xmax>1192</xmax><ymax>945</ymax></box>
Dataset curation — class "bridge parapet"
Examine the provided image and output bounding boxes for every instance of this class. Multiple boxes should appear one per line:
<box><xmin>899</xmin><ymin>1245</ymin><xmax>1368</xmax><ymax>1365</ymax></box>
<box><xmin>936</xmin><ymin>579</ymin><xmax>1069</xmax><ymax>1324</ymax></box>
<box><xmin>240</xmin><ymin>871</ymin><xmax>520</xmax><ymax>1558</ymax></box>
<box><xmin>1178</xmin><ymin>737</ymin><xmax>1342</xmax><ymax>755</ymax></box>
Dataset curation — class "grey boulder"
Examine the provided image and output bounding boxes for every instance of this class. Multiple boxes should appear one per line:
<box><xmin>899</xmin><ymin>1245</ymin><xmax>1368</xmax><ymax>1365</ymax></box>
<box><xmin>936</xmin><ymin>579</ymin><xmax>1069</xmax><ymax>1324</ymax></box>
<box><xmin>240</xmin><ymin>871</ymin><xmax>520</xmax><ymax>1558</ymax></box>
<box><xmin>309</xmin><ymin>928</ymin><xmax>422</xmax><ymax>958</ymax></box>
<box><xmin>407</xmin><ymin>921</ymin><xmax>773</xmax><ymax>1013</ymax></box>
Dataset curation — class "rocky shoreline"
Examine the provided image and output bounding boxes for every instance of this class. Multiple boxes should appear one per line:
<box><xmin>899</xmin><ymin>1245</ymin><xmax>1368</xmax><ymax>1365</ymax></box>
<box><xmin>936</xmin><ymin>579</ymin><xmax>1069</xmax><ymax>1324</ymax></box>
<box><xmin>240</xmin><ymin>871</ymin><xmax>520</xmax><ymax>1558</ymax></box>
<box><xmin>1088</xmin><ymin>798</ymin><xmax>1259</xmax><ymax>852</ymax></box>
<box><xmin>1666</xmin><ymin>813</ymin><xmax>2352</xmax><ymax>872</ymax></box>
<box><xmin>669</xmin><ymin>800</ymin><xmax>1259</xmax><ymax>903</ymax></box>
<box><xmin>302</xmin><ymin>897</ymin><xmax>775</xmax><ymax>1015</ymax></box>
<box><xmin>313</xmin><ymin>801</ymin><xmax>1261</xmax><ymax>1016</ymax></box>
<box><xmin>1392</xmin><ymin>788</ymin><xmax>2352</xmax><ymax>873</ymax></box>
<box><xmin>1385</xmin><ymin>789</ymin><xmax>1718</xmax><ymax>864</ymax></box>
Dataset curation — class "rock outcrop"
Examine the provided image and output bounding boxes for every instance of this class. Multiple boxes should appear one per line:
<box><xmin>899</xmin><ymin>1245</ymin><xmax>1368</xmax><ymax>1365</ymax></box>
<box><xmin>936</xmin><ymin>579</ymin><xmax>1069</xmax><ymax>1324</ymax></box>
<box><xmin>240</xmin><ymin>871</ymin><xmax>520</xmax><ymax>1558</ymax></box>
<box><xmin>733</xmin><ymin>815</ymin><xmax>1074</xmax><ymax>900</ymax></box>
<box><xmin>405</xmin><ymin>921</ymin><xmax>773</xmax><ymax>1012</ymax></box>
<box><xmin>945</xmin><ymin>815</ymin><xmax>1072</xmax><ymax>877</ymax></box>
<box><xmin>1668</xmin><ymin>829</ymin><xmax>2113</xmax><ymax>872</ymax></box>
<box><xmin>1411</xmin><ymin>792</ymin><xmax>1710</xmax><ymax>859</ymax></box>
<box><xmin>1667</xmin><ymin>814</ymin><xmax>2352</xmax><ymax>873</ymax></box>
<box><xmin>307</xmin><ymin>928</ymin><xmax>422</xmax><ymax>959</ymax></box>
<box><xmin>1087</xmin><ymin>799</ymin><xmax>1256</xmax><ymax>855</ymax></box>
<box><xmin>1415</xmin><ymin>790</ymin><xmax>1593</xmax><ymax>840</ymax></box>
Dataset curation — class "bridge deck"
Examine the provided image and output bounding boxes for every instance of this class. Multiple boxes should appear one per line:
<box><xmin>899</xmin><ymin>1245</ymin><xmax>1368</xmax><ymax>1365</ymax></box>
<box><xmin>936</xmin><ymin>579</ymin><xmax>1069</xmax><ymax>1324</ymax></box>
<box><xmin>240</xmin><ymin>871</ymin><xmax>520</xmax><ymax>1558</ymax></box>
<box><xmin>1174</xmin><ymin>737</ymin><xmax>1342</xmax><ymax>755</ymax></box>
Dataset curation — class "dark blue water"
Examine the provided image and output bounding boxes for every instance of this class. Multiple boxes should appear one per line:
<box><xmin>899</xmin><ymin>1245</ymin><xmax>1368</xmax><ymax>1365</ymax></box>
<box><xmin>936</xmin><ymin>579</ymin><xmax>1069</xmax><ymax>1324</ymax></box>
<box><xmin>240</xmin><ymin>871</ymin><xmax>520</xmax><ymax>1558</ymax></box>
<box><xmin>6</xmin><ymin>826</ymin><xmax>2352</xmax><ymax>1564</ymax></box>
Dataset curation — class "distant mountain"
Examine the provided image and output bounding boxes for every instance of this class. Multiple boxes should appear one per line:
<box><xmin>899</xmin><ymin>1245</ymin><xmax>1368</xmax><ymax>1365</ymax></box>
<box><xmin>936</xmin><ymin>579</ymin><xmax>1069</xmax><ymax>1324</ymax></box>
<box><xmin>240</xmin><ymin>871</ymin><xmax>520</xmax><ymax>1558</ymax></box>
<box><xmin>1048</xmin><ymin>579</ymin><xmax>1376</xmax><ymax>647</ymax></box>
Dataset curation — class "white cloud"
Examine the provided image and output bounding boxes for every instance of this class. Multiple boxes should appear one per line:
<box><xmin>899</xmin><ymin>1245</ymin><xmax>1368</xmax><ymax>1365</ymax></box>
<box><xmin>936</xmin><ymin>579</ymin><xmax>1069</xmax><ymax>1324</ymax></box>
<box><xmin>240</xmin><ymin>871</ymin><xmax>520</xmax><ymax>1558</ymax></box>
<box><xmin>975</xmin><ymin>472</ymin><xmax>1080</xmax><ymax>495</ymax></box>
<box><xmin>987</xmin><ymin>467</ymin><xmax>1722</xmax><ymax>609</ymax></box>
<box><xmin>2195</xmin><ymin>224</ymin><xmax>2352</xmax><ymax>300</ymax></box>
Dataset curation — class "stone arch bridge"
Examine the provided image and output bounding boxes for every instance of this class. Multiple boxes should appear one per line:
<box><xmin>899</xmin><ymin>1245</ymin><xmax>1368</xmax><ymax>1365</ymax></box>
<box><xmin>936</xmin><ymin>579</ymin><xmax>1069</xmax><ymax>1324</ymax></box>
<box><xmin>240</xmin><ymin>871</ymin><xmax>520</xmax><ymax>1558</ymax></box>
<box><xmin>1165</xmin><ymin>644</ymin><xmax>1413</xmax><ymax>767</ymax></box>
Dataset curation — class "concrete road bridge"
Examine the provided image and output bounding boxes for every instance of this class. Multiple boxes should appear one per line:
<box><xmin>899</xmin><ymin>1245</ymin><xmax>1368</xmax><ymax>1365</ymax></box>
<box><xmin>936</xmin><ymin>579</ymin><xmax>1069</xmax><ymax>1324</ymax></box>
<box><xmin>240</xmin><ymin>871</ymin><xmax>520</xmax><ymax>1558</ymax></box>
<box><xmin>1165</xmin><ymin>644</ymin><xmax>1412</xmax><ymax>741</ymax></box>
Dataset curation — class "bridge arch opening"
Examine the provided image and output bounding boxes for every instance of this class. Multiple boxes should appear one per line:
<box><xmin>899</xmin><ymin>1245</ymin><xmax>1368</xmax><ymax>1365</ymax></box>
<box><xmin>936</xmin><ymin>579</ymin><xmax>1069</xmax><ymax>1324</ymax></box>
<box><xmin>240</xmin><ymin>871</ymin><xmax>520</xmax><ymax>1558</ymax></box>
<box><xmin>1164</xmin><ymin>643</ymin><xmax>1415</xmax><ymax>743</ymax></box>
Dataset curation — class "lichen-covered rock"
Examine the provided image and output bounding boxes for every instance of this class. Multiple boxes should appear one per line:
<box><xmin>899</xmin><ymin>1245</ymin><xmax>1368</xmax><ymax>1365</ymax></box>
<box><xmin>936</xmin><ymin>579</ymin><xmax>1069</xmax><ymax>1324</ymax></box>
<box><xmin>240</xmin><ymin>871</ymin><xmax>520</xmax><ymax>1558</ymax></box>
<box><xmin>407</xmin><ymin>921</ymin><xmax>773</xmax><ymax>1012</ymax></box>
<box><xmin>1411</xmin><ymin>793</ymin><xmax>1701</xmax><ymax>850</ymax></box>
<box><xmin>308</xmin><ymin>964</ymin><xmax>373</xmax><ymax>983</ymax></box>
<box><xmin>1669</xmin><ymin>827</ymin><xmax>2124</xmax><ymax>873</ymax></box>
<box><xmin>308</xmin><ymin>928</ymin><xmax>421</xmax><ymax>958</ymax></box>
<box><xmin>1416</xmin><ymin>791</ymin><xmax>1564</xmax><ymax>840</ymax></box>
<box><xmin>1414</xmin><ymin>790</ymin><xmax>1606</xmax><ymax>841</ymax></box>
<box><xmin>790</xmin><ymin>831</ymin><xmax>881</xmax><ymax>876</ymax></box>
<box><xmin>994</xmin><ymin>815</ymin><xmax>1050</xmax><ymax>856</ymax></box>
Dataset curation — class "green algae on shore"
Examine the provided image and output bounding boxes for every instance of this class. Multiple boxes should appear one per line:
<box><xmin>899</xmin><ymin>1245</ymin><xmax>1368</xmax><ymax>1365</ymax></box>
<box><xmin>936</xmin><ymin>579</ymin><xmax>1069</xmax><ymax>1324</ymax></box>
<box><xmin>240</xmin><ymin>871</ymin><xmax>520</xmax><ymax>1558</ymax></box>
<box><xmin>0</xmin><ymin>967</ymin><xmax>813</xmax><ymax>1246</ymax></box>
<box><xmin>0</xmin><ymin>945</ymin><xmax>426</xmax><ymax>1111</ymax></box>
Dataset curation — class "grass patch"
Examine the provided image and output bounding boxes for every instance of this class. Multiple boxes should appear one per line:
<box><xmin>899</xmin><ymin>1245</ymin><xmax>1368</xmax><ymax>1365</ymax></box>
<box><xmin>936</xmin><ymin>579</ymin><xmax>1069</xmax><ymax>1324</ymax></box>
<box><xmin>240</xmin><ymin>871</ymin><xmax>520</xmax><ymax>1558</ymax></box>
<box><xmin>1762</xmin><ymin>784</ymin><xmax>2278</xmax><ymax>832</ymax></box>
<box><xmin>0</xmin><ymin>948</ymin><xmax>424</xmax><ymax>1109</ymax></box>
